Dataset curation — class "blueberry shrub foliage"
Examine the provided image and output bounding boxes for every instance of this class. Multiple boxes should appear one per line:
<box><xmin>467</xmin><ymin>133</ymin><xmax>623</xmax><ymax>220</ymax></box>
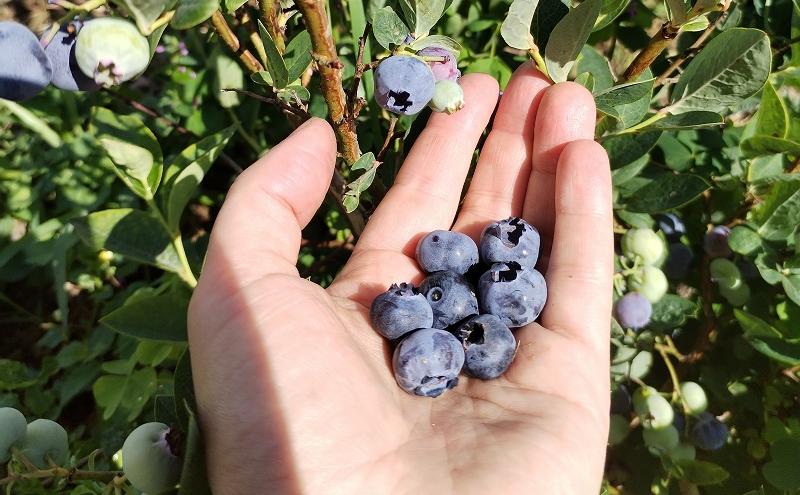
<box><xmin>0</xmin><ymin>0</ymin><xmax>798</xmax><ymax>490</ymax></box>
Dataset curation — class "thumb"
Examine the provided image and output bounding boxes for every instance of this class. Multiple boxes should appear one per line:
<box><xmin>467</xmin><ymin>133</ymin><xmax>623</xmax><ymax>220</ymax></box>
<box><xmin>200</xmin><ymin>117</ymin><xmax>337</xmax><ymax>288</ymax></box>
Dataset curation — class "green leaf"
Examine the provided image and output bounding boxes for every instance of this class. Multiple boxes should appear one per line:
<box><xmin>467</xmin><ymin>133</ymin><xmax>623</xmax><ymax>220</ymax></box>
<box><xmin>544</xmin><ymin>0</ymin><xmax>602</xmax><ymax>82</ymax></box>
<box><xmin>611</xmin><ymin>155</ymin><xmax>648</xmax><ymax>186</ymax></box>
<box><xmin>753</xmin><ymin>82</ymin><xmax>789</xmax><ymax>138</ymax></box>
<box><xmin>577</xmin><ymin>45</ymin><xmax>613</xmax><ymax>91</ymax></box>
<box><xmin>93</xmin><ymin>367</ymin><xmax>158</xmax><ymax>420</ymax></box>
<box><xmin>678</xmin><ymin>460</ymin><xmax>730</xmax><ymax>485</ymax></box>
<box><xmin>728</xmin><ymin>225</ymin><xmax>761</xmax><ymax>254</ymax></box>
<box><xmin>606</xmin><ymin>69</ymin><xmax>653</xmax><ymax>129</ymax></box>
<box><xmin>741</xmin><ymin>136</ymin><xmax>800</xmax><ymax>157</ymax></box>
<box><xmin>669</xmin><ymin>28</ymin><xmax>772</xmax><ymax>115</ymax></box>
<box><xmin>763</xmin><ymin>439</ymin><xmax>800</xmax><ymax>490</ymax></box>
<box><xmin>735</xmin><ymin>309</ymin><xmax>800</xmax><ymax>364</ymax></box>
<box><xmin>0</xmin><ymin>99</ymin><xmax>62</xmax><ymax>147</ymax></box>
<box><xmin>665</xmin><ymin>0</ymin><xmax>688</xmax><ymax>24</ymax></box>
<box><xmin>258</xmin><ymin>21</ymin><xmax>289</xmax><ymax>89</ymax></box>
<box><xmin>783</xmin><ymin>274</ymin><xmax>800</xmax><ymax>306</ymax></box>
<box><xmin>224</xmin><ymin>0</ymin><xmax>246</xmax><ymax>12</ymax></box>
<box><xmin>114</xmin><ymin>0</ymin><xmax>167</xmax><ymax>33</ymax></box>
<box><xmin>501</xmin><ymin>0</ymin><xmax>539</xmax><ymax>49</ymax></box>
<box><xmin>100</xmin><ymin>291</ymin><xmax>190</xmax><ymax>342</ymax></box>
<box><xmin>649</xmin><ymin>294</ymin><xmax>699</xmax><ymax>330</ymax></box>
<box><xmin>0</xmin><ymin>359</ymin><xmax>37</xmax><ymax>390</ymax></box>
<box><xmin>162</xmin><ymin>127</ymin><xmax>235</xmax><ymax>231</ymax></box>
<box><xmin>91</xmin><ymin>107</ymin><xmax>163</xmax><ymax>200</ymax></box>
<box><xmin>153</xmin><ymin>394</ymin><xmax>178</xmax><ymax>425</ymax></box>
<box><xmin>594</xmin><ymin>79</ymin><xmax>655</xmax><ymax>116</ymax></box>
<box><xmin>410</xmin><ymin>34</ymin><xmax>462</xmax><ymax>53</ymax></box>
<box><xmin>531</xmin><ymin>0</ymin><xmax>568</xmax><ymax>48</ymax></box>
<box><xmin>602</xmin><ymin>131</ymin><xmax>662</xmax><ymax>167</ymax></box>
<box><xmin>638</xmin><ymin>111</ymin><xmax>724</xmax><ymax>131</ymax></box>
<box><xmin>171</xmin><ymin>0</ymin><xmax>218</xmax><ymax>29</ymax></box>
<box><xmin>680</xmin><ymin>14</ymin><xmax>709</xmax><ymax>31</ymax></box>
<box><xmin>173</xmin><ymin>349</ymin><xmax>198</xmax><ymax>430</ymax></box>
<box><xmin>178</xmin><ymin>406</ymin><xmax>213</xmax><ymax>495</ymax></box>
<box><xmin>73</xmin><ymin>209</ymin><xmax>182</xmax><ymax>273</ymax></box>
<box><xmin>343</xmin><ymin>152</ymin><xmax>378</xmax><ymax>212</ymax></box>
<box><xmin>412</xmin><ymin>0</ymin><xmax>447</xmax><ymax>36</ymax></box>
<box><xmin>285</xmin><ymin>31</ymin><xmax>314</xmax><ymax>83</ymax></box>
<box><xmin>629</xmin><ymin>350</ymin><xmax>652</xmax><ymax>380</ymax></box>
<box><xmin>213</xmin><ymin>51</ymin><xmax>243</xmax><ymax>107</ymax></box>
<box><xmin>594</xmin><ymin>0</ymin><xmax>630</xmax><ymax>31</ymax></box>
<box><xmin>759</xmin><ymin>187</ymin><xmax>800</xmax><ymax>241</ymax></box>
<box><xmin>624</xmin><ymin>173</ymin><xmax>710</xmax><ymax>212</ymax></box>
<box><xmin>373</xmin><ymin>6</ymin><xmax>410</xmax><ymax>50</ymax></box>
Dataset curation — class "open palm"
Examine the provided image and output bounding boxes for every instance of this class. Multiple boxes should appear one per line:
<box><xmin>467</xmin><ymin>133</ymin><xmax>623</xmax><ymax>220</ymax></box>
<box><xmin>188</xmin><ymin>64</ymin><xmax>614</xmax><ymax>495</ymax></box>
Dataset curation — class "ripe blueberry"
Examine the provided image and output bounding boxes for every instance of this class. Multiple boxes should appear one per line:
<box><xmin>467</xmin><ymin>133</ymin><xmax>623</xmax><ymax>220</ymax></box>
<box><xmin>610</xmin><ymin>383</ymin><xmax>632</xmax><ymax>415</ymax></box>
<box><xmin>703</xmin><ymin>225</ymin><xmax>732</xmax><ymax>258</ymax></box>
<box><xmin>0</xmin><ymin>21</ymin><xmax>52</xmax><ymax>101</ymax></box>
<box><xmin>655</xmin><ymin>213</ymin><xmax>686</xmax><ymax>241</ymax></box>
<box><xmin>691</xmin><ymin>413</ymin><xmax>728</xmax><ymax>451</ymax></box>
<box><xmin>614</xmin><ymin>292</ymin><xmax>652</xmax><ymax>330</ymax></box>
<box><xmin>373</xmin><ymin>55</ymin><xmax>435</xmax><ymax>115</ymax></box>
<box><xmin>663</xmin><ymin>243</ymin><xmax>693</xmax><ymax>280</ymax></box>
<box><xmin>44</xmin><ymin>22</ymin><xmax>98</xmax><ymax>91</ymax></box>
<box><xmin>122</xmin><ymin>422</ymin><xmax>182</xmax><ymax>494</ymax></box>
<box><xmin>479</xmin><ymin>217</ymin><xmax>540</xmax><ymax>268</ymax></box>
<box><xmin>416</xmin><ymin>230</ymin><xmax>478</xmax><ymax>274</ymax></box>
<box><xmin>456</xmin><ymin>314</ymin><xmax>516</xmax><ymax>379</ymax></box>
<box><xmin>478</xmin><ymin>262</ymin><xmax>547</xmax><ymax>327</ymax></box>
<box><xmin>392</xmin><ymin>328</ymin><xmax>465</xmax><ymax>397</ymax></box>
<box><xmin>370</xmin><ymin>282</ymin><xmax>434</xmax><ymax>339</ymax></box>
<box><xmin>419</xmin><ymin>271</ymin><xmax>479</xmax><ymax>329</ymax></box>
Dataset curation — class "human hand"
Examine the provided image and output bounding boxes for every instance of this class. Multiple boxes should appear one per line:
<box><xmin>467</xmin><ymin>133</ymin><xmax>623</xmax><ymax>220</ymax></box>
<box><xmin>188</xmin><ymin>63</ymin><xmax>613</xmax><ymax>495</ymax></box>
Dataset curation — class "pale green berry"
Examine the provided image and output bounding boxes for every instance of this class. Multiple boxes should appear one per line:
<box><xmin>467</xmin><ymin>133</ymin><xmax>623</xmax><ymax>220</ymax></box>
<box><xmin>622</xmin><ymin>229</ymin><xmax>666</xmax><ymax>266</ymax></box>
<box><xmin>0</xmin><ymin>407</ymin><xmax>27</xmax><ymax>463</ymax></box>
<box><xmin>20</xmin><ymin>419</ymin><xmax>69</xmax><ymax>469</ymax></box>
<box><xmin>75</xmin><ymin>18</ymin><xmax>150</xmax><ymax>87</ymax></box>
<box><xmin>643</xmin><ymin>425</ymin><xmax>680</xmax><ymax>455</ymax></box>
<box><xmin>680</xmin><ymin>381</ymin><xmax>708</xmax><ymax>415</ymax></box>
<box><xmin>668</xmin><ymin>442</ymin><xmax>696</xmax><ymax>462</ymax></box>
<box><xmin>428</xmin><ymin>80</ymin><xmax>464</xmax><ymax>114</ymax></box>
<box><xmin>122</xmin><ymin>422</ymin><xmax>182</xmax><ymax>495</ymax></box>
<box><xmin>633</xmin><ymin>386</ymin><xmax>674</xmax><ymax>430</ymax></box>
<box><xmin>609</xmin><ymin>414</ymin><xmax>630</xmax><ymax>445</ymax></box>
<box><xmin>627</xmin><ymin>265</ymin><xmax>668</xmax><ymax>303</ymax></box>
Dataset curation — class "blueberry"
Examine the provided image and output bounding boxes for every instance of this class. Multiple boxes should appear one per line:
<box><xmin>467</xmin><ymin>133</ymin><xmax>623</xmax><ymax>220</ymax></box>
<box><xmin>428</xmin><ymin>80</ymin><xmax>465</xmax><ymax>114</ymax></box>
<box><xmin>703</xmin><ymin>225</ymin><xmax>732</xmax><ymax>258</ymax></box>
<box><xmin>643</xmin><ymin>425</ymin><xmax>680</xmax><ymax>456</ymax></box>
<box><xmin>455</xmin><ymin>314</ymin><xmax>516</xmax><ymax>379</ymax></box>
<box><xmin>663</xmin><ymin>243</ymin><xmax>693</xmax><ymax>280</ymax></box>
<box><xmin>480</xmin><ymin>217</ymin><xmax>541</xmax><ymax>268</ymax></box>
<box><xmin>0</xmin><ymin>21</ymin><xmax>52</xmax><ymax>101</ymax></box>
<box><xmin>417</xmin><ymin>46</ymin><xmax>460</xmax><ymax>82</ymax></box>
<box><xmin>370</xmin><ymin>283</ymin><xmax>434</xmax><ymax>339</ymax></box>
<box><xmin>614</xmin><ymin>292</ymin><xmax>652</xmax><ymax>330</ymax></box>
<box><xmin>0</xmin><ymin>407</ymin><xmax>27</xmax><ymax>463</ymax></box>
<box><xmin>655</xmin><ymin>213</ymin><xmax>686</xmax><ymax>241</ymax></box>
<box><xmin>75</xmin><ymin>18</ymin><xmax>150</xmax><ymax>87</ymax></box>
<box><xmin>621</xmin><ymin>228</ymin><xmax>666</xmax><ymax>266</ymax></box>
<box><xmin>44</xmin><ymin>23</ymin><xmax>98</xmax><ymax>91</ymax></box>
<box><xmin>691</xmin><ymin>412</ymin><xmax>728</xmax><ymax>451</ymax></box>
<box><xmin>419</xmin><ymin>271</ymin><xmax>479</xmax><ymax>329</ymax></box>
<box><xmin>416</xmin><ymin>230</ymin><xmax>478</xmax><ymax>274</ymax></box>
<box><xmin>673</xmin><ymin>410</ymin><xmax>686</xmax><ymax>434</ymax></box>
<box><xmin>611</xmin><ymin>383</ymin><xmax>632</xmax><ymax>415</ymax></box>
<box><xmin>679</xmin><ymin>381</ymin><xmax>708</xmax><ymax>415</ymax></box>
<box><xmin>373</xmin><ymin>55</ymin><xmax>436</xmax><ymax>115</ymax></box>
<box><xmin>627</xmin><ymin>265</ymin><xmax>668</xmax><ymax>303</ymax></box>
<box><xmin>478</xmin><ymin>262</ymin><xmax>547</xmax><ymax>328</ymax></box>
<box><xmin>122</xmin><ymin>422</ymin><xmax>182</xmax><ymax>494</ymax></box>
<box><xmin>20</xmin><ymin>419</ymin><xmax>69</xmax><ymax>469</ymax></box>
<box><xmin>392</xmin><ymin>328</ymin><xmax>465</xmax><ymax>397</ymax></box>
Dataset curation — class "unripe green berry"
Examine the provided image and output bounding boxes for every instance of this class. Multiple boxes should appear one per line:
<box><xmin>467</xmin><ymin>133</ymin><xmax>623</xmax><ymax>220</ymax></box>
<box><xmin>679</xmin><ymin>381</ymin><xmax>708</xmax><ymax>415</ymax></box>
<box><xmin>609</xmin><ymin>414</ymin><xmax>630</xmax><ymax>445</ymax></box>
<box><xmin>122</xmin><ymin>422</ymin><xmax>181</xmax><ymax>495</ymax></box>
<box><xmin>627</xmin><ymin>266</ymin><xmax>668</xmax><ymax>303</ymax></box>
<box><xmin>20</xmin><ymin>419</ymin><xmax>69</xmax><ymax>469</ymax></box>
<box><xmin>75</xmin><ymin>18</ymin><xmax>150</xmax><ymax>87</ymax></box>
<box><xmin>428</xmin><ymin>80</ymin><xmax>464</xmax><ymax>114</ymax></box>
<box><xmin>0</xmin><ymin>407</ymin><xmax>27</xmax><ymax>463</ymax></box>
<box><xmin>633</xmin><ymin>386</ymin><xmax>675</xmax><ymax>430</ymax></box>
<box><xmin>643</xmin><ymin>425</ymin><xmax>680</xmax><ymax>455</ymax></box>
<box><xmin>622</xmin><ymin>229</ymin><xmax>666</xmax><ymax>266</ymax></box>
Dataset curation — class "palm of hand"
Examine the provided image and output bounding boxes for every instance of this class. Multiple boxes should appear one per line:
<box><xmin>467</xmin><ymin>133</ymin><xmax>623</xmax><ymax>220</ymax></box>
<box><xmin>189</xmin><ymin>65</ymin><xmax>614</xmax><ymax>495</ymax></box>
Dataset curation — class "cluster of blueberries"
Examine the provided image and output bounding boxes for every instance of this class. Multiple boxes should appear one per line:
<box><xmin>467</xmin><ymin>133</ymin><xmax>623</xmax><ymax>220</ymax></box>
<box><xmin>373</xmin><ymin>43</ymin><xmax>464</xmax><ymax>116</ymax></box>
<box><xmin>0</xmin><ymin>18</ymin><xmax>150</xmax><ymax>101</ymax></box>
<box><xmin>0</xmin><ymin>407</ymin><xmax>181</xmax><ymax>494</ymax></box>
<box><xmin>370</xmin><ymin>217</ymin><xmax>547</xmax><ymax>398</ymax></box>
<box><xmin>613</xmin><ymin>213</ymin><xmax>747</xmax><ymax>333</ymax></box>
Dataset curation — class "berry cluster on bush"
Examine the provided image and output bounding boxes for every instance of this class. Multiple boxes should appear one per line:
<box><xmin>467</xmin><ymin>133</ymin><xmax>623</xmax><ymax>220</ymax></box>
<box><xmin>0</xmin><ymin>17</ymin><xmax>150</xmax><ymax>101</ymax></box>
<box><xmin>370</xmin><ymin>217</ymin><xmax>546</xmax><ymax>397</ymax></box>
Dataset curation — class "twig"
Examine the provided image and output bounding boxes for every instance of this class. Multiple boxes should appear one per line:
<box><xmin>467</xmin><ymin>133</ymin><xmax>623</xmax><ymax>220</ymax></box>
<box><xmin>377</xmin><ymin>116</ymin><xmax>397</xmax><ymax>161</ymax></box>
<box><xmin>223</xmin><ymin>88</ymin><xmax>312</xmax><ymax>120</ymax></box>
<box><xmin>656</xmin><ymin>12</ymin><xmax>728</xmax><ymax>85</ymax></box>
<box><xmin>347</xmin><ymin>25</ymin><xmax>372</xmax><ymax>120</ymax></box>
<box><xmin>622</xmin><ymin>22</ymin><xmax>680</xmax><ymax>82</ymax></box>
<box><xmin>773</xmin><ymin>34</ymin><xmax>800</xmax><ymax>57</ymax></box>
<box><xmin>210</xmin><ymin>11</ymin><xmax>265</xmax><ymax>73</ymax></box>
<box><xmin>259</xmin><ymin>0</ymin><xmax>285</xmax><ymax>53</ymax></box>
<box><xmin>295</xmin><ymin>0</ymin><xmax>362</xmax><ymax>166</ymax></box>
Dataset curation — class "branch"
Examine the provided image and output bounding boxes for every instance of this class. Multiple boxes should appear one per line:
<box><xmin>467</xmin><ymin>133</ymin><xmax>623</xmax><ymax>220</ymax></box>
<box><xmin>656</xmin><ymin>11</ymin><xmax>728</xmax><ymax>85</ymax></box>
<box><xmin>211</xmin><ymin>11</ymin><xmax>264</xmax><ymax>73</ymax></box>
<box><xmin>295</xmin><ymin>0</ymin><xmax>362</xmax><ymax>165</ymax></box>
<box><xmin>259</xmin><ymin>0</ymin><xmax>285</xmax><ymax>53</ymax></box>
<box><xmin>347</xmin><ymin>25</ymin><xmax>372</xmax><ymax>120</ymax></box>
<box><xmin>223</xmin><ymin>88</ymin><xmax>312</xmax><ymax>120</ymax></box>
<box><xmin>621</xmin><ymin>22</ymin><xmax>680</xmax><ymax>82</ymax></box>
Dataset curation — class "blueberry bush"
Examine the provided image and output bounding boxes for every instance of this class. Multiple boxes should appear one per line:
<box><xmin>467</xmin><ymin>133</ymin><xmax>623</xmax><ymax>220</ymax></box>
<box><xmin>0</xmin><ymin>0</ymin><xmax>798</xmax><ymax>490</ymax></box>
